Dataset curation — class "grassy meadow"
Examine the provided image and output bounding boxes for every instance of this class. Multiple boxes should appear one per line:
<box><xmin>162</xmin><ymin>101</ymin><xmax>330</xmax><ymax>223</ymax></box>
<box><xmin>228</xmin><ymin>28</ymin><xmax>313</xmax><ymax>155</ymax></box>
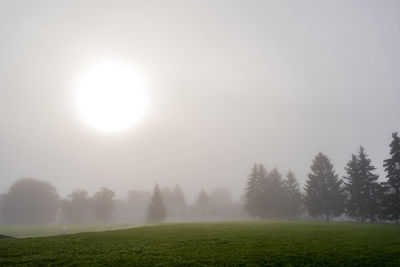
<box><xmin>0</xmin><ymin>222</ymin><xmax>399</xmax><ymax>266</ymax></box>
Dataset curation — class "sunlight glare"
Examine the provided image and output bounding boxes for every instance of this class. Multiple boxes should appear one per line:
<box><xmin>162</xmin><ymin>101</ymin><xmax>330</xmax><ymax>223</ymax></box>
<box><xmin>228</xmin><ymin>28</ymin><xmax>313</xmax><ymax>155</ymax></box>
<box><xmin>76</xmin><ymin>60</ymin><xmax>148</xmax><ymax>133</ymax></box>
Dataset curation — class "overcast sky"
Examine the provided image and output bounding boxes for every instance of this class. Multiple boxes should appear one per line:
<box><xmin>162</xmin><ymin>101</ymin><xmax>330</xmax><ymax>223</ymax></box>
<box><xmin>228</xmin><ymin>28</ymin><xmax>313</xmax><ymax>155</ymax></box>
<box><xmin>0</xmin><ymin>0</ymin><xmax>399</xmax><ymax>202</ymax></box>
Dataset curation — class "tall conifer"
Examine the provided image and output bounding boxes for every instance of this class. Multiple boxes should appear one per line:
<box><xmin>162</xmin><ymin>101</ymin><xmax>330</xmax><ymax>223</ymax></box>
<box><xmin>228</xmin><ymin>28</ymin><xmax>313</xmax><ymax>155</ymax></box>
<box><xmin>344</xmin><ymin>147</ymin><xmax>380</xmax><ymax>222</ymax></box>
<box><xmin>304</xmin><ymin>153</ymin><xmax>345</xmax><ymax>221</ymax></box>
<box><xmin>383</xmin><ymin>132</ymin><xmax>400</xmax><ymax>222</ymax></box>
<box><xmin>146</xmin><ymin>183</ymin><xmax>167</xmax><ymax>223</ymax></box>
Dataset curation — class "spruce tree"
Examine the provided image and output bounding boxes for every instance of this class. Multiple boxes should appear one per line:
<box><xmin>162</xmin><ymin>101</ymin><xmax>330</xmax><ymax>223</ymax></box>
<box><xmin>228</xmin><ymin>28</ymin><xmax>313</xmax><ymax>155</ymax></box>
<box><xmin>304</xmin><ymin>153</ymin><xmax>345</xmax><ymax>221</ymax></box>
<box><xmin>261</xmin><ymin>168</ymin><xmax>285</xmax><ymax>219</ymax></box>
<box><xmin>172</xmin><ymin>184</ymin><xmax>186</xmax><ymax>208</ymax></box>
<box><xmin>244</xmin><ymin>164</ymin><xmax>267</xmax><ymax>219</ymax></box>
<box><xmin>358</xmin><ymin>147</ymin><xmax>380</xmax><ymax>222</ymax></box>
<box><xmin>196</xmin><ymin>189</ymin><xmax>209</xmax><ymax>208</ymax></box>
<box><xmin>344</xmin><ymin>154</ymin><xmax>362</xmax><ymax>221</ymax></box>
<box><xmin>146</xmin><ymin>183</ymin><xmax>167</xmax><ymax>223</ymax></box>
<box><xmin>284</xmin><ymin>171</ymin><xmax>303</xmax><ymax>219</ymax></box>
<box><xmin>344</xmin><ymin>147</ymin><xmax>380</xmax><ymax>222</ymax></box>
<box><xmin>383</xmin><ymin>132</ymin><xmax>400</xmax><ymax>222</ymax></box>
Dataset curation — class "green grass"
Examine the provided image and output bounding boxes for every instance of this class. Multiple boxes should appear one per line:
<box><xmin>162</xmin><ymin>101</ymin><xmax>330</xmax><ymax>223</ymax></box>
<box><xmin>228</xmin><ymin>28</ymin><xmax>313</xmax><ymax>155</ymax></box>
<box><xmin>0</xmin><ymin>222</ymin><xmax>400</xmax><ymax>266</ymax></box>
<box><xmin>0</xmin><ymin>223</ymin><xmax>134</xmax><ymax>238</ymax></box>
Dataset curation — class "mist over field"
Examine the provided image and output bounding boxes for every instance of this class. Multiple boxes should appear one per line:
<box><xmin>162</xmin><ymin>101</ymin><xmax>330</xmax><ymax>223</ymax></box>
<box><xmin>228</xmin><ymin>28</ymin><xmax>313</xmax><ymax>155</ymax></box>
<box><xmin>1</xmin><ymin>0</ymin><xmax>399</xmax><ymax>204</ymax></box>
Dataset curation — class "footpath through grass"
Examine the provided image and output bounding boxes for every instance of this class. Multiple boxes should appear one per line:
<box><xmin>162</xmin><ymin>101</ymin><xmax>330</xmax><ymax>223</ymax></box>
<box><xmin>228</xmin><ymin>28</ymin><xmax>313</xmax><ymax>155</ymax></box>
<box><xmin>0</xmin><ymin>222</ymin><xmax>400</xmax><ymax>266</ymax></box>
<box><xmin>0</xmin><ymin>223</ymin><xmax>135</xmax><ymax>238</ymax></box>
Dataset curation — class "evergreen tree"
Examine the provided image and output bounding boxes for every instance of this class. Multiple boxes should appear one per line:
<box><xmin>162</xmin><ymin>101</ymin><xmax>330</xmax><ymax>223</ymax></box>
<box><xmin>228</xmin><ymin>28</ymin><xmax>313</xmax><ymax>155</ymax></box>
<box><xmin>172</xmin><ymin>184</ymin><xmax>186</xmax><ymax>208</ymax></box>
<box><xmin>146</xmin><ymin>183</ymin><xmax>167</xmax><ymax>223</ymax></box>
<box><xmin>244</xmin><ymin>164</ymin><xmax>267</xmax><ymax>219</ymax></box>
<box><xmin>344</xmin><ymin>147</ymin><xmax>380</xmax><ymax>222</ymax></box>
<box><xmin>260</xmin><ymin>168</ymin><xmax>285</xmax><ymax>219</ymax></box>
<box><xmin>196</xmin><ymin>189</ymin><xmax>209</xmax><ymax>208</ymax></box>
<box><xmin>284</xmin><ymin>171</ymin><xmax>303</xmax><ymax>219</ymax></box>
<box><xmin>344</xmin><ymin>154</ymin><xmax>362</xmax><ymax>220</ymax></box>
<box><xmin>358</xmin><ymin>147</ymin><xmax>381</xmax><ymax>222</ymax></box>
<box><xmin>383</xmin><ymin>132</ymin><xmax>400</xmax><ymax>222</ymax></box>
<box><xmin>244</xmin><ymin>165</ymin><xmax>302</xmax><ymax>219</ymax></box>
<box><xmin>304</xmin><ymin>153</ymin><xmax>345</xmax><ymax>221</ymax></box>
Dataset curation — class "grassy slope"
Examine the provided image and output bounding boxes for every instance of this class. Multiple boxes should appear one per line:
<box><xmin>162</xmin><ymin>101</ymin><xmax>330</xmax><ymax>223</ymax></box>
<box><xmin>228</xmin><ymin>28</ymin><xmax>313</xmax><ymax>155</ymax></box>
<box><xmin>0</xmin><ymin>222</ymin><xmax>400</xmax><ymax>266</ymax></box>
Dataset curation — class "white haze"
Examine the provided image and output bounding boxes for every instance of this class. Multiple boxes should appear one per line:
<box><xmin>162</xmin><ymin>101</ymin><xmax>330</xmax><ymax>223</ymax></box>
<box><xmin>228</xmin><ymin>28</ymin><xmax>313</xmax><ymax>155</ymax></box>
<box><xmin>0</xmin><ymin>0</ymin><xmax>399</xmax><ymax>202</ymax></box>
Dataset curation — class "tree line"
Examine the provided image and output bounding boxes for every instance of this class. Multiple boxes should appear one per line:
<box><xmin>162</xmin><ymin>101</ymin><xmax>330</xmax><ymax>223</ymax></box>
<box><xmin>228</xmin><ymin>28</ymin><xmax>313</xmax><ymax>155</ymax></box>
<box><xmin>1</xmin><ymin>132</ymin><xmax>398</xmax><ymax>224</ymax></box>
<box><xmin>244</xmin><ymin>132</ymin><xmax>400</xmax><ymax>223</ymax></box>
<box><xmin>0</xmin><ymin>178</ymin><xmax>243</xmax><ymax>225</ymax></box>
<box><xmin>0</xmin><ymin>181</ymin><xmax>116</xmax><ymax>224</ymax></box>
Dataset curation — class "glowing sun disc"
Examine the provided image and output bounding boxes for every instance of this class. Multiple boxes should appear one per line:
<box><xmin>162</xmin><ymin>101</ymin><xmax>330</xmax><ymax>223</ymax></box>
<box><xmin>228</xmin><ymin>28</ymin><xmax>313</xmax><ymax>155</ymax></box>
<box><xmin>76</xmin><ymin>60</ymin><xmax>148</xmax><ymax>133</ymax></box>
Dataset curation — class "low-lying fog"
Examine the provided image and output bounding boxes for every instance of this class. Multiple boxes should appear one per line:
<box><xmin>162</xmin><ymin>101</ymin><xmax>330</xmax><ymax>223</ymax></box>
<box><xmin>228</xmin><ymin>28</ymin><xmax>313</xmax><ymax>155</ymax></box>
<box><xmin>0</xmin><ymin>1</ymin><xmax>399</xmax><ymax>224</ymax></box>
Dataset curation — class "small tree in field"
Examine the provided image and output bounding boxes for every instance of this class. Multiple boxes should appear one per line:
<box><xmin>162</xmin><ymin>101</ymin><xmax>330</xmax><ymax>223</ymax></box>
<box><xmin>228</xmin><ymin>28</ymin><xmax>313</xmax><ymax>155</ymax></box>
<box><xmin>146</xmin><ymin>184</ymin><xmax>167</xmax><ymax>223</ymax></box>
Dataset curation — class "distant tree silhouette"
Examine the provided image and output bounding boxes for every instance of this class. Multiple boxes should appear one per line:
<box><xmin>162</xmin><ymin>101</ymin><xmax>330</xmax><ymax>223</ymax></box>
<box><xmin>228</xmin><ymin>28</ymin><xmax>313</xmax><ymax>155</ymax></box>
<box><xmin>162</xmin><ymin>184</ymin><xmax>186</xmax><ymax>210</ymax></box>
<box><xmin>304</xmin><ymin>153</ymin><xmax>345</xmax><ymax>221</ymax></box>
<box><xmin>383</xmin><ymin>132</ymin><xmax>400</xmax><ymax>223</ymax></box>
<box><xmin>1</xmin><ymin>178</ymin><xmax>60</xmax><ymax>224</ymax></box>
<box><xmin>62</xmin><ymin>190</ymin><xmax>90</xmax><ymax>223</ymax></box>
<box><xmin>146</xmin><ymin>183</ymin><xmax>167</xmax><ymax>223</ymax></box>
<box><xmin>244</xmin><ymin>164</ymin><xmax>266</xmax><ymax>219</ymax></box>
<box><xmin>125</xmin><ymin>190</ymin><xmax>151</xmax><ymax>223</ymax></box>
<box><xmin>196</xmin><ymin>189</ymin><xmax>210</xmax><ymax>208</ymax></box>
<box><xmin>344</xmin><ymin>147</ymin><xmax>380</xmax><ymax>222</ymax></box>
<box><xmin>244</xmin><ymin>165</ymin><xmax>301</xmax><ymax>219</ymax></box>
<box><xmin>92</xmin><ymin>187</ymin><xmax>115</xmax><ymax>222</ymax></box>
<box><xmin>172</xmin><ymin>184</ymin><xmax>186</xmax><ymax>208</ymax></box>
<box><xmin>283</xmin><ymin>170</ymin><xmax>303</xmax><ymax>219</ymax></box>
<box><xmin>161</xmin><ymin>186</ymin><xmax>173</xmax><ymax>206</ymax></box>
<box><xmin>260</xmin><ymin>168</ymin><xmax>286</xmax><ymax>219</ymax></box>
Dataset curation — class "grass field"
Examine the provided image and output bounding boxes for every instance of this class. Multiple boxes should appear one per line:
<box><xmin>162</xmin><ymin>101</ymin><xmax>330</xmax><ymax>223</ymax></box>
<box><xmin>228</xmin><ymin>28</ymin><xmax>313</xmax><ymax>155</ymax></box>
<box><xmin>0</xmin><ymin>222</ymin><xmax>400</xmax><ymax>266</ymax></box>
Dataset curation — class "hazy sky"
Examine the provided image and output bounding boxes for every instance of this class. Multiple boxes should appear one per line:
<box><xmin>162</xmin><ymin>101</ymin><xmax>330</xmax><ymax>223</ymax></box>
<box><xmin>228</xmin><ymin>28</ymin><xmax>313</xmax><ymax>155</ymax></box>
<box><xmin>1</xmin><ymin>0</ymin><xmax>399</xmax><ymax>202</ymax></box>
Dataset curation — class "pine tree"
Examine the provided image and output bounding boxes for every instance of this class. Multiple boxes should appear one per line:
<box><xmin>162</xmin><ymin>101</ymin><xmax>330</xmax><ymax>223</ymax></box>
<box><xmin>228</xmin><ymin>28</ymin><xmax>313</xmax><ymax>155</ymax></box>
<box><xmin>244</xmin><ymin>164</ymin><xmax>267</xmax><ymax>219</ymax></box>
<box><xmin>172</xmin><ymin>184</ymin><xmax>186</xmax><ymax>208</ymax></box>
<box><xmin>344</xmin><ymin>154</ymin><xmax>362</xmax><ymax>221</ymax></box>
<box><xmin>383</xmin><ymin>132</ymin><xmax>400</xmax><ymax>222</ymax></box>
<box><xmin>260</xmin><ymin>168</ymin><xmax>285</xmax><ymax>219</ymax></box>
<box><xmin>196</xmin><ymin>189</ymin><xmax>209</xmax><ymax>208</ymax></box>
<box><xmin>358</xmin><ymin>147</ymin><xmax>380</xmax><ymax>222</ymax></box>
<box><xmin>344</xmin><ymin>147</ymin><xmax>380</xmax><ymax>222</ymax></box>
<box><xmin>146</xmin><ymin>183</ymin><xmax>167</xmax><ymax>223</ymax></box>
<box><xmin>284</xmin><ymin>171</ymin><xmax>303</xmax><ymax>219</ymax></box>
<box><xmin>304</xmin><ymin>153</ymin><xmax>345</xmax><ymax>221</ymax></box>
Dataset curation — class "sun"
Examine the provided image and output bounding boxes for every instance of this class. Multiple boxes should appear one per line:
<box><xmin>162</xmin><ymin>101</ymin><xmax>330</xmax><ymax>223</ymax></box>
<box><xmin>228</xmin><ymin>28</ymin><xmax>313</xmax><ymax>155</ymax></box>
<box><xmin>75</xmin><ymin>60</ymin><xmax>149</xmax><ymax>133</ymax></box>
